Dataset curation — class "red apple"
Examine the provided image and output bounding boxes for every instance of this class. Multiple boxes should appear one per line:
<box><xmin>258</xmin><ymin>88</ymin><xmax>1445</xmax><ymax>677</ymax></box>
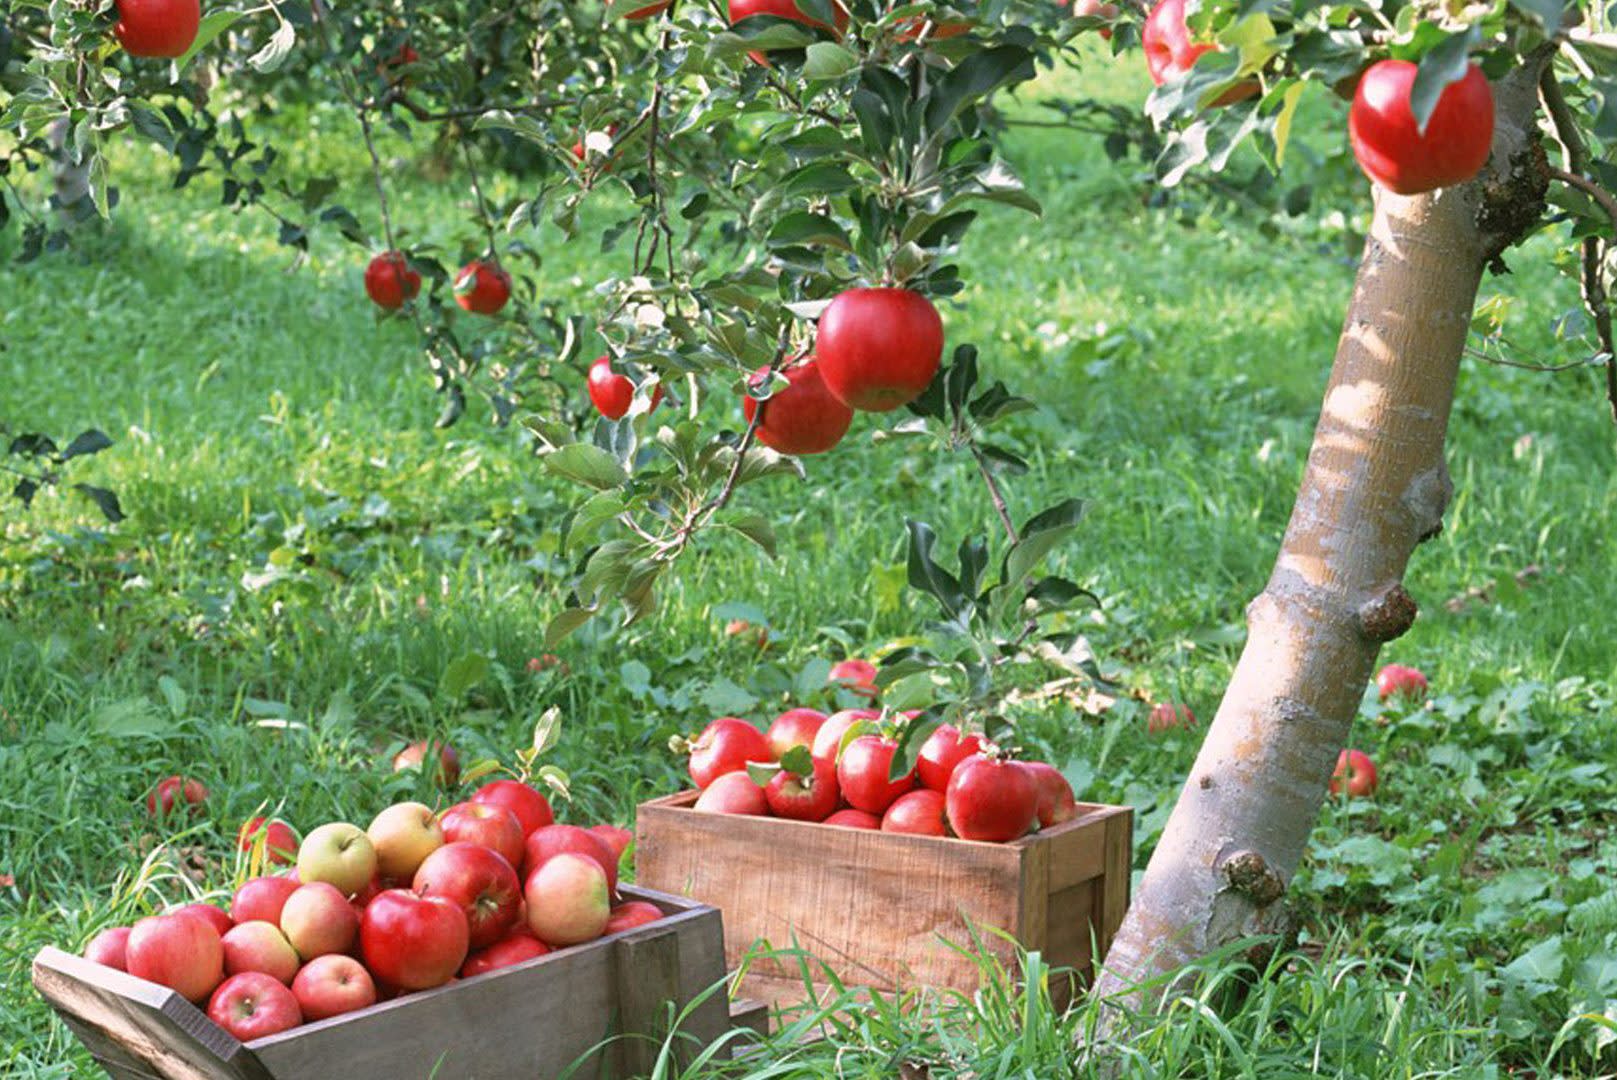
<box><xmin>823</xmin><ymin>808</ymin><xmax>881</xmax><ymax>829</ymax></box>
<box><xmin>915</xmin><ymin>725</ymin><xmax>985</xmax><ymax>792</ymax></box>
<box><xmin>1147</xmin><ymin>702</ymin><xmax>1197</xmax><ymax>734</ymax></box>
<box><xmin>946</xmin><ymin>755</ymin><xmax>1039</xmax><ymax>842</ymax></box>
<box><xmin>811</xmin><ymin>708</ymin><xmax>881</xmax><ymax>762</ymax></box>
<box><xmin>170</xmin><ymin>902</ymin><xmax>233</xmax><ymax>939</ymax></box>
<box><xmin>743</xmin><ymin>358</ymin><xmax>854</xmax><ymax>456</ymax></box>
<box><xmin>881</xmin><ymin>789</ymin><xmax>949</xmax><ymax>836</ymax></box>
<box><xmin>836</xmin><ymin>734</ymin><xmax>915</xmax><ymax>814</ymax></box>
<box><xmin>526</xmin><ymin>653</ymin><xmax>570</xmax><ymax>675</ymax></box>
<box><xmin>686</xmin><ymin>716</ymin><xmax>774</xmax><ymax>789</ymax></box>
<box><xmin>693</xmin><ymin>771</ymin><xmax>769</xmax><ymax>815</ymax></box>
<box><xmin>237</xmin><ymin>817</ymin><xmax>299</xmax><ymax>866</ymax></box>
<box><xmin>460</xmin><ymin>928</ymin><xmax>550</xmax><ymax>977</ymax></box>
<box><xmin>83</xmin><ymin>927</ymin><xmax>132</xmax><ymax>971</ymax></box>
<box><xmin>114</xmin><ymin>0</ymin><xmax>200</xmax><ymax>59</ymax></box>
<box><xmin>1350</xmin><ymin>61</ymin><xmax>1493</xmax><ymax>196</ymax></box>
<box><xmin>145</xmin><ymin>775</ymin><xmax>207</xmax><ymax>818</ymax></box>
<box><xmin>1375</xmin><ymin>663</ymin><xmax>1429</xmax><ymax>702</ymax></box>
<box><xmin>230</xmin><ymin>875</ymin><xmax>300</xmax><ymax>926</ymax></box>
<box><xmin>1330</xmin><ymin>749</ymin><xmax>1379</xmax><ymax>797</ymax></box>
<box><xmin>764</xmin><ymin>754</ymin><xmax>840</xmax><ymax>822</ymax></box>
<box><xmin>413</xmin><ymin>842</ymin><xmax>522</xmax><ymax>950</ymax></box>
<box><xmin>126</xmin><ymin>914</ymin><xmax>223</xmax><ymax>1003</ymax></box>
<box><xmin>220</xmin><ymin>921</ymin><xmax>300</xmax><ymax>985</ymax></box>
<box><xmin>766</xmin><ymin>708</ymin><xmax>828</xmax><ymax>758</ymax></box>
<box><xmin>453</xmin><ymin>260</ymin><xmax>512</xmax><ymax>316</ymax></box>
<box><xmin>1142</xmin><ymin>0</ymin><xmax>1258</xmax><ymax>106</ymax></box>
<box><xmin>439</xmin><ymin>802</ymin><xmax>525</xmax><ymax>870</ymax></box>
<box><xmin>815</xmin><ymin>289</ymin><xmax>943</xmax><ymax>412</ymax></box>
<box><xmin>588</xmin><ymin>824</ymin><xmax>633</xmax><ymax>861</ymax></box>
<box><xmin>360</xmin><ymin>889</ymin><xmax>470</xmax><ymax>991</ymax></box>
<box><xmin>604</xmin><ymin>901</ymin><xmax>665</xmax><ymax>935</ymax></box>
<box><xmin>291</xmin><ymin>954</ymin><xmax>377</xmax><ymax>1021</ymax></box>
<box><xmin>1021</xmin><ymin>762</ymin><xmax>1079</xmax><ymax>828</ymax></box>
<box><xmin>1072</xmin><ymin>0</ymin><xmax>1118</xmax><ymax>38</ymax></box>
<box><xmin>367</xmin><ymin>802</ymin><xmax>446</xmax><ymax>881</ymax></box>
<box><xmin>524</xmin><ymin>853</ymin><xmax>611</xmax><ymax>947</ymax></box>
<box><xmin>279</xmin><ymin>882</ymin><xmax>360</xmax><ymax>960</ymax></box>
<box><xmin>363</xmin><ymin>251</ymin><xmax>422</xmax><ymax>311</ymax></box>
<box><xmin>727</xmin><ymin>0</ymin><xmax>849</xmax><ymax>36</ymax></box>
<box><xmin>521</xmin><ymin>825</ymin><xmax>619</xmax><ymax>895</ymax></box>
<box><xmin>207</xmin><ymin>972</ymin><xmax>302</xmax><ymax>1041</ymax></box>
<box><xmin>470</xmin><ymin>779</ymin><xmax>554</xmax><ymax>837</ymax></box>
<box><xmin>828</xmin><ymin>658</ymin><xmax>880</xmax><ymax>700</ymax></box>
<box><xmin>392</xmin><ymin>739</ymin><xmax>461</xmax><ymax>786</ymax></box>
<box><xmin>297</xmin><ymin>823</ymin><xmax>378</xmax><ymax>897</ymax></box>
<box><xmin>587</xmin><ymin>355</ymin><xmax>663</xmax><ymax>420</ymax></box>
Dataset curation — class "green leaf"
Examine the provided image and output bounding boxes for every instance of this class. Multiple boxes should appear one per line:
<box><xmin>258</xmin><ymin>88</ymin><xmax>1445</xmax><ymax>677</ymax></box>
<box><xmin>59</xmin><ymin>429</ymin><xmax>112</xmax><ymax>461</ymax></box>
<box><xmin>1410</xmin><ymin>30</ymin><xmax>1479</xmax><ymax>134</ymax></box>
<box><xmin>888</xmin><ymin>710</ymin><xmax>944</xmax><ymax>780</ymax></box>
<box><xmin>440</xmin><ymin>652</ymin><xmax>490</xmax><ymax>699</ymax></box>
<box><xmin>906</xmin><ymin>519</ymin><xmax>964</xmax><ymax>617</ymax></box>
<box><xmin>545</xmin><ymin>444</ymin><xmax>628</xmax><ymax>490</ymax></box>
<box><xmin>781</xmin><ymin>161</ymin><xmax>862</xmax><ymax>198</ymax></box>
<box><xmin>73</xmin><ymin>484</ymin><xmax>124</xmax><ymax>523</ymax></box>
<box><xmin>157</xmin><ymin>676</ymin><xmax>187</xmax><ymax>718</ymax></box>
<box><xmin>128</xmin><ymin>104</ymin><xmax>174</xmax><ymax>152</ymax></box>
<box><xmin>620</xmin><ymin>660</ymin><xmax>653</xmax><ymax>697</ymax></box>
<box><xmin>461</xmin><ymin>758</ymin><xmax>505</xmax><ymax>786</ymax></box>
<box><xmin>722</xmin><ymin>512</ymin><xmax>778</xmax><ymax>559</ymax></box>
<box><xmin>1505</xmin><ymin>0</ymin><xmax>1566</xmax><ymax>31</ymax></box>
<box><xmin>177</xmin><ymin>9</ymin><xmax>244</xmax><ymax>71</ymax></box>
<box><xmin>531</xmin><ymin>706</ymin><xmax>562</xmax><ymax>755</ymax></box>
<box><xmin>924</xmin><ymin>46</ymin><xmax>1037</xmax><ymax>135</ymax></box>
<box><xmin>90</xmin><ymin>697</ymin><xmax>169</xmax><ymax>739</ymax></box>
<box><xmin>1003</xmin><ymin>498</ymin><xmax>1087</xmax><ymax>592</ymax></box>
<box><xmin>546</xmin><ymin>605</ymin><xmax>597</xmax><ymax>647</ymax></box>
<box><xmin>779</xmin><ymin>744</ymin><xmax>815</xmax><ymax>778</ymax></box>
<box><xmin>803</xmin><ymin>41</ymin><xmax>858</xmax><ymax>80</ymax></box>
<box><xmin>767</xmin><ymin>211</ymin><xmax>853</xmax><ymax>252</ymax></box>
<box><xmin>1502</xmin><ymin>936</ymin><xmax>1565</xmax><ymax>987</ymax></box>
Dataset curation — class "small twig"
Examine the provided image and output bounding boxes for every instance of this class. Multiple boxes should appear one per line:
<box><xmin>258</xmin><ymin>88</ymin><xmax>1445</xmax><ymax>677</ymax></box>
<box><xmin>1548</xmin><ymin>167</ymin><xmax>1617</xmax><ymax>238</ymax></box>
<box><xmin>461</xmin><ymin>139</ymin><xmax>502</xmax><ymax>262</ymax></box>
<box><xmin>1463</xmin><ymin>346</ymin><xmax>1592</xmax><ymax>373</ymax></box>
<box><xmin>968</xmin><ymin>442</ymin><xmax>1019</xmax><ymax>545</ymax></box>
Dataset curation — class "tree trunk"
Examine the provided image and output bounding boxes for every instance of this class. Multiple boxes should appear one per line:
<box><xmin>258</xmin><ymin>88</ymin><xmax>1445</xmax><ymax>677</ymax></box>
<box><xmin>1092</xmin><ymin>56</ymin><xmax>1552</xmax><ymax>1013</ymax></box>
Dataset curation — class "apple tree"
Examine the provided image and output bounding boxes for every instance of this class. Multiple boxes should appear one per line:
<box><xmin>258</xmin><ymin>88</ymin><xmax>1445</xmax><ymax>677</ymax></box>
<box><xmin>5</xmin><ymin>0</ymin><xmax>1617</xmax><ymax>1026</ymax></box>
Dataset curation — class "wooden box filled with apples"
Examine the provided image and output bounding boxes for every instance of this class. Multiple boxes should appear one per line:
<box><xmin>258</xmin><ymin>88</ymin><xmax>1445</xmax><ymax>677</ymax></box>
<box><xmin>635</xmin><ymin>701</ymin><xmax>1134</xmax><ymax>1011</ymax></box>
<box><xmin>32</xmin><ymin>769</ymin><xmax>741</xmax><ymax>1079</ymax></box>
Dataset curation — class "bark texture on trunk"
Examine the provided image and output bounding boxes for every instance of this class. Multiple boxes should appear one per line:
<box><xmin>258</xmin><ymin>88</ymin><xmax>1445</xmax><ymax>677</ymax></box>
<box><xmin>1092</xmin><ymin>57</ymin><xmax>1551</xmax><ymax>1011</ymax></box>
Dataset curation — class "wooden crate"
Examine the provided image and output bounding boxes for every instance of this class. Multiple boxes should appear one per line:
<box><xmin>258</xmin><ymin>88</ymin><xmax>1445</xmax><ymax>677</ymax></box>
<box><xmin>33</xmin><ymin>885</ymin><xmax>734</xmax><ymax>1080</ymax></box>
<box><xmin>636</xmin><ymin>793</ymin><xmax>1132</xmax><ymax>1010</ymax></box>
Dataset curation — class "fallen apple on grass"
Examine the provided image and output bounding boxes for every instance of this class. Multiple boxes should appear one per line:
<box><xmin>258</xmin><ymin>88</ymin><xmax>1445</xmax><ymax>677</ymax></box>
<box><xmin>1375</xmin><ymin>663</ymin><xmax>1429</xmax><ymax>702</ymax></box>
<box><xmin>1330</xmin><ymin>749</ymin><xmax>1379</xmax><ymax>798</ymax></box>
<box><xmin>392</xmin><ymin>740</ymin><xmax>461</xmax><ymax>786</ymax></box>
<box><xmin>145</xmin><ymin>775</ymin><xmax>207</xmax><ymax>818</ymax></box>
<box><xmin>238</xmin><ymin>817</ymin><xmax>299</xmax><ymax>866</ymax></box>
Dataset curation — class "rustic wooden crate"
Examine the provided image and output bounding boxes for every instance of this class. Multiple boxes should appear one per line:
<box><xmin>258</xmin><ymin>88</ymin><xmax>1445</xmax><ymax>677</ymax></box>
<box><xmin>636</xmin><ymin>793</ymin><xmax>1132</xmax><ymax>1011</ymax></box>
<box><xmin>33</xmin><ymin>885</ymin><xmax>736</xmax><ymax>1080</ymax></box>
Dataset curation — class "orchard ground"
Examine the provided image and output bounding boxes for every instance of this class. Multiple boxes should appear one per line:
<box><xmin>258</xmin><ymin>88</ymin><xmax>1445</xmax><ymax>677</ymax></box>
<box><xmin>4</xmin><ymin>50</ymin><xmax>1617</xmax><ymax>1077</ymax></box>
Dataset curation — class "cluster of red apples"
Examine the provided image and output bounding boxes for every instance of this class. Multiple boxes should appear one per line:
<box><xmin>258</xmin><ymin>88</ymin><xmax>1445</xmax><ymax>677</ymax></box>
<box><xmin>86</xmin><ymin>777</ymin><xmax>652</xmax><ymax>1043</ymax></box>
<box><xmin>675</xmin><ymin>660</ymin><xmax>1081</xmax><ymax>842</ymax></box>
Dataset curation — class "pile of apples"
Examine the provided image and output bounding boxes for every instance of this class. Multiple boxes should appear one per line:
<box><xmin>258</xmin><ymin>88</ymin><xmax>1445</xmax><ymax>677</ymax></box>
<box><xmin>679</xmin><ymin>702</ymin><xmax>1081</xmax><ymax>844</ymax></box>
<box><xmin>83</xmin><ymin>777</ymin><xmax>654</xmax><ymax>1043</ymax></box>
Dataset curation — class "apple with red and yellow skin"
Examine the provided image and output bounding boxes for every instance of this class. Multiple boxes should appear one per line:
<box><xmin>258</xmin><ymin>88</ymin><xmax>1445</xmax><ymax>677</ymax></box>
<box><xmin>114</xmin><ymin>0</ymin><xmax>201</xmax><ymax>59</ymax></box>
<box><xmin>693</xmin><ymin>771</ymin><xmax>769</xmax><ymax>815</ymax></box>
<box><xmin>589</xmin><ymin>824</ymin><xmax>633</xmax><ymax>861</ymax></box>
<box><xmin>360</xmin><ymin>889</ymin><xmax>470</xmax><ymax>991</ymax></box>
<box><xmin>470</xmin><ymin>779</ymin><xmax>554</xmax><ymax>837</ymax></box>
<box><xmin>1330</xmin><ymin>749</ymin><xmax>1379</xmax><ymax>797</ymax></box>
<box><xmin>453</xmin><ymin>261</ymin><xmax>512</xmax><ymax>316</ymax></box>
<box><xmin>1071</xmin><ymin>0</ymin><xmax>1118</xmax><ymax>38</ymax></box>
<box><xmin>1142</xmin><ymin>0</ymin><xmax>1258</xmax><ymax>106</ymax></box>
<box><xmin>170</xmin><ymin>902</ymin><xmax>233</xmax><ymax>939</ymax></box>
<box><xmin>366</xmin><ymin>802</ymin><xmax>445</xmax><ymax>881</ymax></box>
<box><xmin>231</xmin><ymin>875</ymin><xmax>299</xmax><ymax>926</ymax></box>
<box><xmin>1021</xmin><ymin>762</ymin><xmax>1079</xmax><ymax>828</ymax></box>
<box><xmin>238</xmin><ymin>817</ymin><xmax>299</xmax><ymax>866</ymax></box>
<box><xmin>743</xmin><ymin>359</ymin><xmax>854</xmax><ymax>456</ymax></box>
<box><xmin>207</xmin><ymin>973</ymin><xmax>302</xmax><ymax>1041</ymax></box>
<box><xmin>815</xmin><ymin>289</ymin><xmax>944</xmax><ymax>412</ymax></box>
<box><xmin>280</xmin><ymin>882</ymin><xmax>360</xmax><ymax>959</ymax></box>
<box><xmin>392</xmin><ymin>740</ymin><xmax>460</xmax><ymax>786</ymax></box>
<box><xmin>881</xmin><ymin>789</ymin><xmax>949</xmax><ymax>836</ymax></box>
<box><xmin>1147</xmin><ymin>702</ymin><xmax>1196</xmax><ymax>734</ymax></box>
<box><xmin>522</xmin><ymin>825</ymin><xmax>619</xmax><ymax>895</ymax></box>
<box><xmin>413</xmin><ymin>842</ymin><xmax>522</xmax><ymax>950</ymax></box>
<box><xmin>438</xmin><ymin>802</ymin><xmax>526</xmax><ymax>870</ymax></box>
<box><xmin>291</xmin><ymin>954</ymin><xmax>376</xmax><ymax>1021</ymax></box>
<box><xmin>823</xmin><ymin>808</ymin><xmax>881</xmax><ymax>829</ymax></box>
<box><xmin>461</xmin><ymin>928</ymin><xmax>551</xmax><ymax>977</ymax></box>
<box><xmin>126</xmin><ymin>914</ymin><xmax>223</xmax><ymax>1003</ymax></box>
<box><xmin>1375</xmin><ymin>663</ymin><xmax>1429</xmax><ymax>702</ymax></box>
<box><xmin>766</xmin><ymin>708</ymin><xmax>828</xmax><ymax>758</ymax></box>
<box><xmin>220</xmin><ymin>922</ymin><xmax>300</xmax><ymax>985</ymax></box>
<box><xmin>299</xmin><ymin>823</ymin><xmax>379</xmax><ymax>897</ymax></box>
<box><xmin>604</xmin><ymin>901</ymin><xmax>665</xmax><ymax>935</ymax></box>
<box><xmin>525</xmin><ymin>853</ymin><xmax>612</xmax><ymax>947</ymax></box>
<box><xmin>83</xmin><ymin>927</ymin><xmax>132</xmax><ymax>971</ymax></box>
<box><xmin>811</xmin><ymin>708</ymin><xmax>881</xmax><ymax>762</ymax></box>
<box><xmin>145</xmin><ymin>775</ymin><xmax>208</xmax><ymax>818</ymax></box>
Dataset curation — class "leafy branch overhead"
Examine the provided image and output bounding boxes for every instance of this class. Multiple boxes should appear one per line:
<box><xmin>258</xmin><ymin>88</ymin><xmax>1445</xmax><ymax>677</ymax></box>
<box><xmin>4</xmin><ymin>428</ymin><xmax>123</xmax><ymax>523</ymax></box>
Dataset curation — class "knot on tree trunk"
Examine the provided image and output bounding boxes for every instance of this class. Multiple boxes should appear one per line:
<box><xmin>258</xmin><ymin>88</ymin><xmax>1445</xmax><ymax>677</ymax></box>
<box><xmin>1477</xmin><ymin>139</ymin><xmax>1550</xmax><ymax>268</ymax></box>
<box><xmin>1221</xmin><ymin>850</ymin><xmax>1286</xmax><ymax>906</ymax></box>
<box><xmin>1358</xmin><ymin>584</ymin><xmax>1418</xmax><ymax>642</ymax></box>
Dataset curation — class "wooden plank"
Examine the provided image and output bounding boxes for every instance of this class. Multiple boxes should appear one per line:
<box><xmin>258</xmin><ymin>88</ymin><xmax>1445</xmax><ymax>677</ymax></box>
<box><xmin>32</xmin><ymin>947</ymin><xmax>268</xmax><ymax>1080</ymax></box>
<box><xmin>1043</xmin><ymin>806</ymin><xmax>1124</xmax><ymax>893</ymax></box>
<box><xmin>611</xmin><ymin>922</ymin><xmax>682</xmax><ymax>1077</ymax></box>
<box><xmin>727</xmin><ymin>998</ymin><xmax>769</xmax><ymax>1039</ymax></box>
<box><xmin>1096</xmin><ymin>809</ymin><xmax>1133</xmax><ymax>962</ymax></box>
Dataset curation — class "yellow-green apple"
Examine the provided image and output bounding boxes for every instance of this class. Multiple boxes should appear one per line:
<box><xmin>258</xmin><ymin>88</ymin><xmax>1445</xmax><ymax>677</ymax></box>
<box><xmin>693</xmin><ymin>771</ymin><xmax>768</xmax><ymax>815</ymax></box>
<box><xmin>169</xmin><ymin>902</ymin><xmax>233</xmax><ymax>938</ymax></box>
<box><xmin>521</xmin><ymin>825</ymin><xmax>619</xmax><ymax>895</ymax></box>
<box><xmin>766</xmin><ymin>707</ymin><xmax>827</xmax><ymax>758</ymax></box>
<box><xmin>366</xmin><ymin>802</ymin><xmax>444</xmax><ymax>881</ymax></box>
<box><xmin>298</xmin><ymin>823</ymin><xmax>378</xmax><ymax>896</ymax></box>
<box><xmin>291</xmin><ymin>954</ymin><xmax>377</xmax><ymax>1021</ymax></box>
<box><xmin>392</xmin><ymin>739</ymin><xmax>460</xmax><ymax>786</ymax></box>
<box><xmin>524</xmin><ymin>853</ymin><xmax>611</xmax><ymax>947</ymax></box>
<box><xmin>220</xmin><ymin>921</ymin><xmax>300</xmax><ymax>985</ymax></box>
<box><xmin>279</xmin><ymin>882</ymin><xmax>360</xmax><ymax>959</ymax></box>
<box><xmin>1020</xmin><ymin>762</ymin><xmax>1079</xmax><ymax>827</ymax></box>
<box><xmin>604</xmin><ymin>901</ymin><xmax>664</xmax><ymax>935</ymax></box>
<box><xmin>237</xmin><ymin>817</ymin><xmax>299</xmax><ymax>866</ymax></box>
<box><xmin>469</xmin><ymin>779</ymin><xmax>554</xmax><ymax>837</ymax></box>
<box><xmin>126</xmin><ymin>913</ymin><xmax>224</xmax><ymax>1003</ymax></box>
<box><xmin>1330</xmin><ymin>749</ymin><xmax>1379</xmax><ymax>797</ymax></box>
<box><xmin>413</xmin><ymin>842</ymin><xmax>522</xmax><ymax>949</ymax></box>
<box><xmin>438</xmin><ymin>802</ymin><xmax>525</xmax><ymax>870</ymax></box>
<box><xmin>230</xmin><ymin>875</ymin><xmax>299</xmax><ymax>926</ymax></box>
<box><xmin>460</xmin><ymin>927</ymin><xmax>549</xmax><ymax>977</ymax></box>
<box><xmin>359</xmin><ymin>889</ymin><xmax>469</xmax><ymax>991</ymax></box>
<box><xmin>207</xmin><ymin>972</ymin><xmax>303</xmax><ymax>1041</ymax></box>
<box><xmin>83</xmin><ymin>927</ymin><xmax>131</xmax><ymax>971</ymax></box>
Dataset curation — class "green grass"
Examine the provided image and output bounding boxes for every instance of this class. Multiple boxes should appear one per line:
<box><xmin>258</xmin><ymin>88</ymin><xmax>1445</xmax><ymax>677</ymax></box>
<box><xmin>4</xmin><ymin>48</ymin><xmax>1617</xmax><ymax>1077</ymax></box>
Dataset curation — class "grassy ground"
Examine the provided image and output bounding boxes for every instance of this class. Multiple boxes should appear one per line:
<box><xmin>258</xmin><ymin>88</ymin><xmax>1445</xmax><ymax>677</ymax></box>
<box><xmin>3</xmin><ymin>48</ymin><xmax>1617</xmax><ymax>1077</ymax></box>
